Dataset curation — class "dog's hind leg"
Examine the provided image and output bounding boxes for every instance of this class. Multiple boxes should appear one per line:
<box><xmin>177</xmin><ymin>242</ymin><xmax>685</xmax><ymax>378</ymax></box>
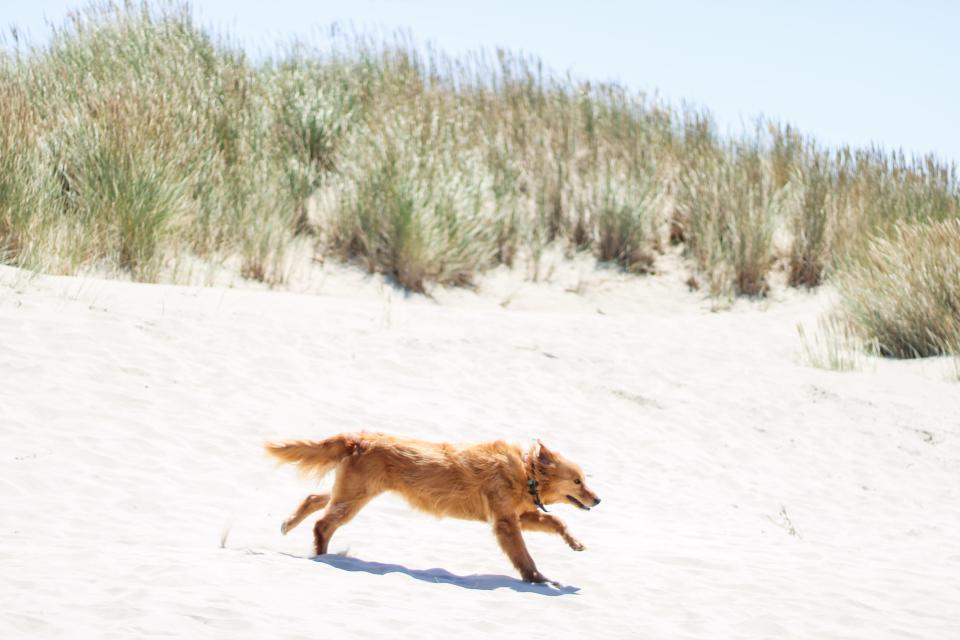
<box><xmin>312</xmin><ymin>496</ymin><xmax>374</xmax><ymax>554</ymax></box>
<box><xmin>519</xmin><ymin>511</ymin><xmax>585</xmax><ymax>551</ymax></box>
<box><xmin>311</xmin><ymin>469</ymin><xmax>381</xmax><ymax>555</ymax></box>
<box><xmin>281</xmin><ymin>493</ymin><xmax>331</xmax><ymax>535</ymax></box>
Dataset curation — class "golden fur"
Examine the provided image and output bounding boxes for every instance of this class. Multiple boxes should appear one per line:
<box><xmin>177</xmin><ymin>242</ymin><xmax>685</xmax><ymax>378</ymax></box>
<box><xmin>264</xmin><ymin>432</ymin><xmax>600</xmax><ymax>585</ymax></box>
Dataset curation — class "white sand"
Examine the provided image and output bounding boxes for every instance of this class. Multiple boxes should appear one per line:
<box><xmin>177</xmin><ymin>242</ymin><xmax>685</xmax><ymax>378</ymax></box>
<box><xmin>1</xmin><ymin>259</ymin><xmax>958</xmax><ymax>639</ymax></box>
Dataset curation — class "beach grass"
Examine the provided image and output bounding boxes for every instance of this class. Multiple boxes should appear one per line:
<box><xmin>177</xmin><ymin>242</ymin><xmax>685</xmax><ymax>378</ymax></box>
<box><xmin>1</xmin><ymin>1</ymin><xmax>959</xmax><ymax>361</ymax></box>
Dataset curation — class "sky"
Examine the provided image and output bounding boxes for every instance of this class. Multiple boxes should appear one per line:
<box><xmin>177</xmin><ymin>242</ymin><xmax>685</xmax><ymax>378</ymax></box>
<box><xmin>4</xmin><ymin>0</ymin><xmax>958</xmax><ymax>164</ymax></box>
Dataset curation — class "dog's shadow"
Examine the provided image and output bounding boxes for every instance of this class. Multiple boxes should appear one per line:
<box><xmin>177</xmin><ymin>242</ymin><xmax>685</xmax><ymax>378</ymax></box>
<box><xmin>312</xmin><ymin>553</ymin><xmax>580</xmax><ymax>595</ymax></box>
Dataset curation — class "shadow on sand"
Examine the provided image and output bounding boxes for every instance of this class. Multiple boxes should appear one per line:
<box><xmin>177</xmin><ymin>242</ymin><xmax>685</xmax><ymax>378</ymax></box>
<box><xmin>311</xmin><ymin>553</ymin><xmax>579</xmax><ymax>596</ymax></box>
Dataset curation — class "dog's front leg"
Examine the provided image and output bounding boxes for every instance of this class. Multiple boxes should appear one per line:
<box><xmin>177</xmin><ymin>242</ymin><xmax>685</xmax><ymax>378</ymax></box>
<box><xmin>493</xmin><ymin>516</ymin><xmax>559</xmax><ymax>586</ymax></box>
<box><xmin>519</xmin><ymin>511</ymin><xmax>586</xmax><ymax>551</ymax></box>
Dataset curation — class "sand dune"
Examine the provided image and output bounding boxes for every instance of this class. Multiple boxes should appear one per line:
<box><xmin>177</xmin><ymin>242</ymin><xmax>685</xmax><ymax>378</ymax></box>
<box><xmin>1</xmin><ymin>261</ymin><xmax>958</xmax><ymax>639</ymax></box>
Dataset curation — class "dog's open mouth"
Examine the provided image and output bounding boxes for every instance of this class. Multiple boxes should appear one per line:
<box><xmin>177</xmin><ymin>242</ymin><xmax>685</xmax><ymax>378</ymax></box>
<box><xmin>566</xmin><ymin>495</ymin><xmax>591</xmax><ymax>510</ymax></box>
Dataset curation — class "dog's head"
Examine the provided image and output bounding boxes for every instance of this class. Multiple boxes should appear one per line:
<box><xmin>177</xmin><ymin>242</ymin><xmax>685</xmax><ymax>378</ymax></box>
<box><xmin>531</xmin><ymin>440</ymin><xmax>601</xmax><ymax>510</ymax></box>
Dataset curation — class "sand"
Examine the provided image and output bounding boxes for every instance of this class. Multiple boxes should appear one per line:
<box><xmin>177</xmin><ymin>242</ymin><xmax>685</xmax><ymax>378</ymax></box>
<box><xmin>1</xmin><ymin>258</ymin><xmax>958</xmax><ymax>639</ymax></box>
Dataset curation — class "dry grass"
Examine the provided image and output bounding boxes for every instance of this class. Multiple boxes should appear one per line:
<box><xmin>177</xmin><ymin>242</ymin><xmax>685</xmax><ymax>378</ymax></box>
<box><xmin>797</xmin><ymin>315</ymin><xmax>871</xmax><ymax>372</ymax></box>
<box><xmin>1</xmin><ymin>0</ymin><xmax>958</xmax><ymax>353</ymax></box>
<box><xmin>675</xmin><ymin>141</ymin><xmax>782</xmax><ymax>298</ymax></box>
<box><xmin>833</xmin><ymin>220</ymin><xmax>960</xmax><ymax>358</ymax></box>
<box><xmin>788</xmin><ymin>151</ymin><xmax>833</xmax><ymax>288</ymax></box>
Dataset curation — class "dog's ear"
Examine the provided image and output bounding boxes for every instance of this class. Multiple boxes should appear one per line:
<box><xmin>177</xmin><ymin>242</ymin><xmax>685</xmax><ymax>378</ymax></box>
<box><xmin>536</xmin><ymin>439</ymin><xmax>557</xmax><ymax>467</ymax></box>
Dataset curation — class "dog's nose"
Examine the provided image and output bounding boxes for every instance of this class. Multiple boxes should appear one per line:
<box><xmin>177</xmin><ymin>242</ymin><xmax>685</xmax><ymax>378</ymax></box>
<box><xmin>593</xmin><ymin>497</ymin><xmax>601</xmax><ymax>506</ymax></box>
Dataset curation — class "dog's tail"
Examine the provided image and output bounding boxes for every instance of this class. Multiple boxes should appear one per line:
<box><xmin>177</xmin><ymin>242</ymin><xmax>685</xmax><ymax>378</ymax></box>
<box><xmin>264</xmin><ymin>434</ymin><xmax>359</xmax><ymax>479</ymax></box>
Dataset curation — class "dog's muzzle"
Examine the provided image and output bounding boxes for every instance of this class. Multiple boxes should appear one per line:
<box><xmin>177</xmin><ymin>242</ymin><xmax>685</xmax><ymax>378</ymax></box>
<box><xmin>566</xmin><ymin>495</ymin><xmax>593</xmax><ymax>510</ymax></box>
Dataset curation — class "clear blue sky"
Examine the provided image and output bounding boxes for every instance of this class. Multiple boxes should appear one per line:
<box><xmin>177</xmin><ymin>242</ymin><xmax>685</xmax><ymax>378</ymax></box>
<box><xmin>5</xmin><ymin>1</ymin><xmax>958</xmax><ymax>163</ymax></box>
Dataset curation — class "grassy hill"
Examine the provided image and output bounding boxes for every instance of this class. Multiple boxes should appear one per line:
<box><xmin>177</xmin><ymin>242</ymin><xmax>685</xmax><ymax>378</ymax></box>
<box><xmin>1</xmin><ymin>3</ymin><xmax>958</xmax><ymax>358</ymax></box>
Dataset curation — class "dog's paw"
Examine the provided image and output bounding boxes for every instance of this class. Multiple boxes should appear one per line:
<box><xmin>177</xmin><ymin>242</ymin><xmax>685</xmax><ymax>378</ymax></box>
<box><xmin>522</xmin><ymin>571</ymin><xmax>564</xmax><ymax>589</ymax></box>
<box><xmin>280</xmin><ymin>519</ymin><xmax>294</xmax><ymax>535</ymax></box>
<box><xmin>566</xmin><ymin>538</ymin><xmax>586</xmax><ymax>551</ymax></box>
<box><xmin>523</xmin><ymin>570</ymin><xmax>548</xmax><ymax>584</ymax></box>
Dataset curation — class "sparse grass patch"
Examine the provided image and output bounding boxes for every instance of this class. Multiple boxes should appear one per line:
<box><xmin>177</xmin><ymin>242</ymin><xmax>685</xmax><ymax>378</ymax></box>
<box><xmin>676</xmin><ymin>143</ymin><xmax>781</xmax><ymax>298</ymax></box>
<box><xmin>788</xmin><ymin>151</ymin><xmax>832</xmax><ymax>287</ymax></box>
<box><xmin>52</xmin><ymin>110</ymin><xmax>191</xmax><ymax>280</ymax></box>
<box><xmin>326</xmin><ymin>131</ymin><xmax>495</xmax><ymax>292</ymax></box>
<box><xmin>797</xmin><ymin>314</ymin><xmax>872</xmax><ymax>371</ymax></box>
<box><xmin>595</xmin><ymin>171</ymin><xmax>659</xmax><ymax>273</ymax></box>
<box><xmin>834</xmin><ymin>220</ymin><xmax>960</xmax><ymax>358</ymax></box>
<box><xmin>0</xmin><ymin>81</ymin><xmax>57</xmax><ymax>269</ymax></box>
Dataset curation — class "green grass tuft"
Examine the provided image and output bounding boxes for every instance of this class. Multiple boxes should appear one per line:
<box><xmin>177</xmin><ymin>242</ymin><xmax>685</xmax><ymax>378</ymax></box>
<box><xmin>834</xmin><ymin>219</ymin><xmax>960</xmax><ymax>358</ymax></box>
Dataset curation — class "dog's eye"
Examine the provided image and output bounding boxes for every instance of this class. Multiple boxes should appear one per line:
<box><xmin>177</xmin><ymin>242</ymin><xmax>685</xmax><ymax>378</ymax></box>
<box><xmin>574</xmin><ymin>479</ymin><xmax>581</xmax><ymax>485</ymax></box>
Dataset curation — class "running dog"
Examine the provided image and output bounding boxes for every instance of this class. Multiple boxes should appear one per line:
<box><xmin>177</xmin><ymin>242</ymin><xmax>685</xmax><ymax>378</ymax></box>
<box><xmin>265</xmin><ymin>432</ymin><xmax>600</xmax><ymax>585</ymax></box>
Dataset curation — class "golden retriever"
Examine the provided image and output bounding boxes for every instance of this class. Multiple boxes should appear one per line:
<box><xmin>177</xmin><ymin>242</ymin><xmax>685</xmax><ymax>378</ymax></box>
<box><xmin>265</xmin><ymin>432</ymin><xmax>600</xmax><ymax>585</ymax></box>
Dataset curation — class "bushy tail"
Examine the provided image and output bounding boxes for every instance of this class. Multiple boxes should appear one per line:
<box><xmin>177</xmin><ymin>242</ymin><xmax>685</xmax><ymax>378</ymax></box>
<box><xmin>264</xmin><ymin>434</ymin><xmax>357</xmax><ymax>480</ymax></box>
